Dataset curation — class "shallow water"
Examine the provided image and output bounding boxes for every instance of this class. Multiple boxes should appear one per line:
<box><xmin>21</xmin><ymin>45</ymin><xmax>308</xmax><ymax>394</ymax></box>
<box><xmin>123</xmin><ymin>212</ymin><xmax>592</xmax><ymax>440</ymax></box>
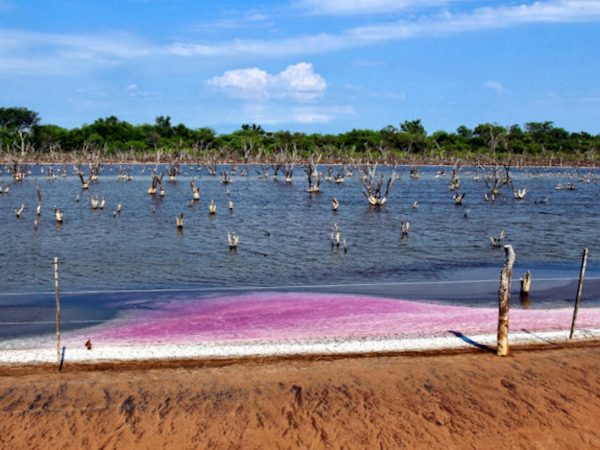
<box><xmin>1</xmin><ymin>164</ymin><xmax>599</xmax><ymax>338</ymax></box>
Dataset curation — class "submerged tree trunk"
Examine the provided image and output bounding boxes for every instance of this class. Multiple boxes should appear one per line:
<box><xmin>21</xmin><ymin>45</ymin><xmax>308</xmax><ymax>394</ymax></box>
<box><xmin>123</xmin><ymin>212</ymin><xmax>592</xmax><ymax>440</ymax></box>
<box><xmin>497</xmin><ymin>245</ymin><xmax>515</xmax><ymax>357</ymax></box>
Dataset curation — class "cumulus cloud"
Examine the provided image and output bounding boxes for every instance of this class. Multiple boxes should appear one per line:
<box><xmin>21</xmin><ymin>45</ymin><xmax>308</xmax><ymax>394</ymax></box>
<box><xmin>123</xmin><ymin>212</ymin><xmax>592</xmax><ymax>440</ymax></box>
<box><xmin>208</xmin><ymin>62</ymin><xmax>326</xmax><ymax>101</ymax></box>
<box><xmin>208</xmin><ymin>68</ymin><xmax>271</xmax><ymax>99</ymax></box>
<box><xmin>206</xmin><ymin>63</ymin><xmax>352</xmax><ymax>125</ymax></box>
<box><xmin>278</xmin><ymin>63</ymin><xmax>327</xmax><ymax>100</ymax></box>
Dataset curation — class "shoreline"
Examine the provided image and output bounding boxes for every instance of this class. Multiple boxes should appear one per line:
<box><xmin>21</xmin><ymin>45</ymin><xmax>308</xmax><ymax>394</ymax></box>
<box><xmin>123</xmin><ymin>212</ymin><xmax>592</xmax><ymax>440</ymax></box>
<box><xmin>2</xmin><ymin>338</ymin><xmax>600</xmax><ymax>376</ymax></box>
<box><xmin>3</xmin><ymin>159</ymin><xmax>600</xmax><ymax>169</ymax></box>
<box><xmin>3</xmin><ymin>292</ymin><xmax>600</xmax><ymax>369</ymax></box>
<box><xmin>2</xmin><ymin>328</ymin><xmax>599</xmax><ymax>370</ymax></box>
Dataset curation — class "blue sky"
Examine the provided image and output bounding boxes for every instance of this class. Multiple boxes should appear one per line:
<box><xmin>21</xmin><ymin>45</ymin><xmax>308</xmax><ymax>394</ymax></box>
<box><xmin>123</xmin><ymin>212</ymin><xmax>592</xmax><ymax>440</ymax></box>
<box><xmin>1</xmin><ymin>0</ymin><xmax>599</xmax><ymax>134</ymax></box>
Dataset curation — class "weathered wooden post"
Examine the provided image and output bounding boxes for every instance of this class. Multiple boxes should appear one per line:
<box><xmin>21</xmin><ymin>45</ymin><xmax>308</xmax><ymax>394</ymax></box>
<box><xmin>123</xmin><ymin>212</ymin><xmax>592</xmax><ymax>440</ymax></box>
<box><xmin>519</xmin><ymin>271</ymin><xmax>531</xmax><ymax>309</ymax></box>
<box><xmin>54</xmin><ymin>257</ymin><xmax>61</xmax><ymax>369</ymax></box>
<box><xmin>497</xmin><ymin>245</ymin><xmax>515</xmax><ymax>356</ymax></box>
<box><xmin>569</xmin><ymin>248</ymin><xmax>589</xmax><ymax>339</ymax></box>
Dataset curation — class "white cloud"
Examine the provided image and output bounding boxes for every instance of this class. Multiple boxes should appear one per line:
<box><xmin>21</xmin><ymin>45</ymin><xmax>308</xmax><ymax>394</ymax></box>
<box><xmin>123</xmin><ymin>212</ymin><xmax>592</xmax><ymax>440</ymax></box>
<box><xmin>208</xmin><ymin>67</ymin><xmax>271</xmax><ymax>99</ymax></box>
<box><xmin>166</xmin><ymin>34</ymin><xmax>347</xmax><ymax>58</ymax></box>
<box><xmin>296</xmin><ymin>0</ymin><xmax>449</xmax><ymax>16</ymax></box>
<box><xmin>278</xmin><ymin>62</ymin><xmax>327</xmax><ymax>100</ymax></box>
<box><xmin>207</xmin><ymin>65</ymin><xmax>349</xmax><ymax>125</ymax></box>
<box><xmin>168</xmin><ymin>1</ymin><xmax>600</xmax><ymax>58</ymax></box>
<box><xmin>2</xmin><ymin>0</ymin><xmax>600</xmax><ymax>77</ymax></box>
<box><xmin>124</xmin><ymin>83</ymin><xmax>160</xmax><ymax>98</ymax></box>
<box><xmin>219</xmin><ymin>103</ymin><xmax>354</xmax><ymax>125</ymax></box>
<box><xmin>292</xmin><ymin>105</ymin><xmax>355</xmax><ymax>123</ymax></box>
<box><xmin>0</xmin><ymin>28</ymin><xmax>152</xmax><ymax>75</ymax></box>
<box><xmin>343</xmin><ymin>0</ymin><xmax>600</xmax><ymax>43</ymax></box>
<box><xmin>483</xmin><ymin>81</ymin><xmax>507</xmax><ymax>94</ymax></box>
<box><xmin>191</xmin><ymin>11</ymin><xmax>272</xmax><ymax>32</ymax></box>
<box><xmin>208</xmin><ymin>62</ymin><xmax>326</xmax><ymax>101</ymax></box>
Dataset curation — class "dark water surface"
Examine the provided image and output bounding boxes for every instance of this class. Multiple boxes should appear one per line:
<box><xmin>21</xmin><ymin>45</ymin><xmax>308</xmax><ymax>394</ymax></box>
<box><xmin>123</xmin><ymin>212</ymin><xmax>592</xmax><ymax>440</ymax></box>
<box><xmin>1</xmin><ymin>164</ymin><xmax>599</xmax><ymax>338</ymax></box>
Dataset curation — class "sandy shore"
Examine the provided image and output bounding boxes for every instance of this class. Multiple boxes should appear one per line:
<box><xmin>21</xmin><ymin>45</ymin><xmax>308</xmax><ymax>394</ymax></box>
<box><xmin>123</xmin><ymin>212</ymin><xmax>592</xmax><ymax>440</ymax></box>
<box><xmin>1</xmin><ymin>343</ymin><xmax>599</xmax><ymax>450</ymax></box>
<box><xmin>3</xmin><ymin>293</ymin><xmax>600</xmax><ymax>366</ymax></box>
<box><xmin>2</xmin><ymin>328</ymin><xmax>600</xmax><ymax>366</ymax></box>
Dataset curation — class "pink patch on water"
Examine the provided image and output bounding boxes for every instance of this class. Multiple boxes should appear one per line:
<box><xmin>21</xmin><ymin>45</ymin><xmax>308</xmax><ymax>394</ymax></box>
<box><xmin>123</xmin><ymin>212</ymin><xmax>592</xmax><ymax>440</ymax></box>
<box><xmin>65</xmin><ymin>292</ymin><xmax>600</xmax><ymax>346</ymax></box>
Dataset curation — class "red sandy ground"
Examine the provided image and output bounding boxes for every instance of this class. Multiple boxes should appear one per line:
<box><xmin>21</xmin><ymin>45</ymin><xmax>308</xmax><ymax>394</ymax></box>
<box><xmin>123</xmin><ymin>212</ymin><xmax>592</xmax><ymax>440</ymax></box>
<box><xmin>1</xmin><ymin>343</ymin><xmax>599</xmax><ymax>450</ymax></box>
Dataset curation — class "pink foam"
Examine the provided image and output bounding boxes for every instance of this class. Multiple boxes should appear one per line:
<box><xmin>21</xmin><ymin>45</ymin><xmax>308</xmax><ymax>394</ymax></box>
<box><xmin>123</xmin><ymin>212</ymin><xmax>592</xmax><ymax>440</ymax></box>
<box><xmin>65</xmin><ymin>292</ymin><xmax>600</xmax><ymax>345</ymax></box>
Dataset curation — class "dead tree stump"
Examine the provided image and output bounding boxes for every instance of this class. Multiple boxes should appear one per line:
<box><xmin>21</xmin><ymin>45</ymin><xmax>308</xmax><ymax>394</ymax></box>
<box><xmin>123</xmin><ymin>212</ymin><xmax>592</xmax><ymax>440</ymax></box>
<box><xmin>520</xmin><ymin>271</ymin><xmax>531</xmax><ymax>294</ymax></box>
<box><xmin>497</xmin><ymin>245</ymin><xmax>515</xmax><ymax>356</ymax></box>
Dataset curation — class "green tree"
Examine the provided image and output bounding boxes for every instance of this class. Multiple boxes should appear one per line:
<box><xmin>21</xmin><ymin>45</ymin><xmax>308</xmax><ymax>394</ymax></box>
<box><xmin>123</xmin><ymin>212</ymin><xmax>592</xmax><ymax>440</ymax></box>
<box><xmin>398</xmin><ymin>119</ymin><xmax>427</xmax><ymax>153</ymax></box>
<box><xmin>154</xmin><ymin>116</ymin><xmax>174</xmax><ymax>138</ymax></box>
<box><xmin>32</xmin><ymin>124</ymin><xmax>69</xmax><ymax>152</ymax></box>
<box><xmin>0</xmin><ymin>107</ymin><xmax>40</xmax><ymax>131</ymax></box>
<box><xmin>400</xmin><ymin>119</ymin><xmax>426</xmax><ymax>137</ymax></box>
<box><xmin>473</xmin><ymin>123</ymin><xmax>507</xmax><ymax>154</ymax></box>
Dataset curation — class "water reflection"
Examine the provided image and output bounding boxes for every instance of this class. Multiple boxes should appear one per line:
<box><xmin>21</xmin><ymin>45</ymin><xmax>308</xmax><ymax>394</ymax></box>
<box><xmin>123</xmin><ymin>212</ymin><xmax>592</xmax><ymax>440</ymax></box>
<box><xmin>519</xmin><ymin>292</ymin><xmax>530</xmax><ymax>309</ymax></box>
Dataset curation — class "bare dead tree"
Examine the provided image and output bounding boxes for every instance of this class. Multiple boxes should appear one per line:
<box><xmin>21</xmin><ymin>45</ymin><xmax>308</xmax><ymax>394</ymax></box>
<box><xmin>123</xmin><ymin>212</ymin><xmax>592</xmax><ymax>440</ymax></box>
<box><xmin>241</xmin><ymin>142</ymin><xmax>253</xmax><ymax>163</ymax></box>
<box><xmin>325</xmin><ymin>166</ymin><xmax>334</xmax><ymax>182</ymax></box>
<box><xmin>376</xmin><ymin>144</ymin><xmax>390</xmax><ymax>164</ymax></box>
<box><xmin>453</xmin><ymin>192</ymin><xmax>466</xmax><ymax>205</ymax></box>
<box><xmin>221</xmin><ymin>170</ymin><xmax>231</xmax><ymax>184</ymax></box>
<box><xmin>359</xmin><ymin>162</ymin><xmax>378</xmax><ymax>183</ymax></box>
<box><xmin>190</xmin><ymin>179</ymin><xmax>200</xmax><ymax>200</ymax></box>
<box><xmin>147</xmin><ymin>169</ymin><xmax>162</xmax><ymax>195</ymax></box>
<box><xmin>362</xmin><ymin>166</ymin><xmax>396</xmax><ymax>206</ymax></box>
<box><xmin>257</xmin><ymin>165</ymin><xmax>269</xmax><ymax>179</ymax></box>
<box><xmin>205</xmin><ymin>156</ymin><xmax>217</xmax><ymax>176</ymax></box>
<box><xmin>271</xmin><ymin>161</ymin><xmax>284</xmax><ymax>181</ymax></box>
<box><xmin>167</xmin><ymin>158</ymin><xmax>180</xmax><ymax>182</ymax></box>
<box><xmin>79</xmin><ymin>171</ymin><xmax>91</xmax><ymax>190</ymax></box>
<box><xmin>483</xmin><ymin>164</ymin><xmax>512</xmax><ymax>201</ymax></box>
<box><xmin>335</xmin><ymin>167</ymin><xmax>345</xmax><ymax>184</ymax></box>
<box><xmin>449</xmin><ymin>162</ymin><xmax>461</xmax><ymax>191</ymax></box>
<box><xmin>305</xmin><ymin>154</ymin><xmax>322</xmax><ymax>193</ymax></box>
<box><xmin>284</xmin><ymin>164</ymin><xmax>294</xmax><ymax>183</ymax></box>
<box><xmin>511</xmin><ymin>183</ymin><xmax>528</xmax><ymax>200</ymax></box>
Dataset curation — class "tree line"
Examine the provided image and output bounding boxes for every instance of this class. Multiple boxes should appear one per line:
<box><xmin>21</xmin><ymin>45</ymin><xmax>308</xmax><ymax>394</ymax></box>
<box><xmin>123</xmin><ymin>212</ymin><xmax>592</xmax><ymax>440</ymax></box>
<box><xmin>1</xmin><ymin>106</ymin><xmax>598</xmax><ymax>163</ymax></box>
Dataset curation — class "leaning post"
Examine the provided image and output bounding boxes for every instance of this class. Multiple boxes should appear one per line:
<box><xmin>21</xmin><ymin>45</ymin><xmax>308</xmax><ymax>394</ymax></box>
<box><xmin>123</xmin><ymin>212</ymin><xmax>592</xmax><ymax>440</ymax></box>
<box><xmin>54</xmin><ymin>257</ymin><xmax>61</xmax><ymax>369</ymax></box>
<box><xmin>497</xmin><ymin>245</ymin><xmax>515</xmax><ymax>357</ymax></box>
<box><xmin>569</xmin><ymin>248</ymin><xmax>589</xmax><ymax>339</ymax></box>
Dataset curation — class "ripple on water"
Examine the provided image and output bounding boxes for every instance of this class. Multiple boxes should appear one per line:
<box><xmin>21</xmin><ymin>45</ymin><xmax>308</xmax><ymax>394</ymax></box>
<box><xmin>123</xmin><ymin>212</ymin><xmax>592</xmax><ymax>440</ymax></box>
<box><xmin>0</xmin><ymin>164</ymin><xmax>598</xmax><ymax>295</ymax></box>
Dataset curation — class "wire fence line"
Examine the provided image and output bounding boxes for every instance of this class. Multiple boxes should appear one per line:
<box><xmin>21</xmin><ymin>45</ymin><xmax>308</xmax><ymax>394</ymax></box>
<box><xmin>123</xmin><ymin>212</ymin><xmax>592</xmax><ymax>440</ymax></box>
<box><xmin>1</xmin><ymin>276</ymin><xmax>599</xmax><ymax>298</ymax></box>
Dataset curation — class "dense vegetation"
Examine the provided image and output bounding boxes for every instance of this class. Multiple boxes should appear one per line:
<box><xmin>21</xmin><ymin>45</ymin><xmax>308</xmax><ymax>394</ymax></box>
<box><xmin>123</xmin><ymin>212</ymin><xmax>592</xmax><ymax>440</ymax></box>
<box><xmin>1</xmin><ymin>106</ymin><xmax>598</xmax><ymax>164</ymax></box>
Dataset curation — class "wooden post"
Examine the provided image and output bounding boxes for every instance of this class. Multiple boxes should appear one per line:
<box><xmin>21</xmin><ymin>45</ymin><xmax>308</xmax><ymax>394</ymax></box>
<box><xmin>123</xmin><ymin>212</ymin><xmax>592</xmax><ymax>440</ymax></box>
<box><xmin>497</xmin><ymin>245</ymin><xmax>515</xmax><ymax>356</ymax></box>
<box><xmin>520</xmin><ymin>271</ymin><xmax>531</xmax><ymax>295</ymax></box>
<box><xmin>54</xmin><ymin>257</ymin><xmax>61</xmax><ymax>369</ymax></box>
<box><xmin>569</xmin><ymin>248</ymin><xmax>589</xmax><ymax>339</ymax></box>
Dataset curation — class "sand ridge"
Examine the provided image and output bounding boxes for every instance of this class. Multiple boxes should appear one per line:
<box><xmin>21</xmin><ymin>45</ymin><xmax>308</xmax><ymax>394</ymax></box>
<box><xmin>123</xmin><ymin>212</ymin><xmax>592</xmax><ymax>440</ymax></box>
<box><xmin>1</xmin><ymin>344</ymin><xmax>599</xmax><ymax>449</ymax></box>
